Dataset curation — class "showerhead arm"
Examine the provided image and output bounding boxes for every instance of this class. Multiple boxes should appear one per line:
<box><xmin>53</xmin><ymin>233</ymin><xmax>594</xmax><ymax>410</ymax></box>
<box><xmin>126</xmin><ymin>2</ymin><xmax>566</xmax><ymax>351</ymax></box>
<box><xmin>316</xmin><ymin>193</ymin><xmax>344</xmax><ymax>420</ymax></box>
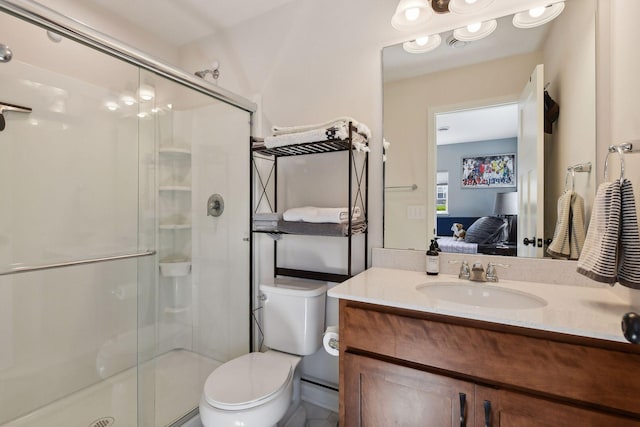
<box><xmin>194</xmin><ymin>68</ymin><xmax>220</xmax><ymax>81</ymax></box>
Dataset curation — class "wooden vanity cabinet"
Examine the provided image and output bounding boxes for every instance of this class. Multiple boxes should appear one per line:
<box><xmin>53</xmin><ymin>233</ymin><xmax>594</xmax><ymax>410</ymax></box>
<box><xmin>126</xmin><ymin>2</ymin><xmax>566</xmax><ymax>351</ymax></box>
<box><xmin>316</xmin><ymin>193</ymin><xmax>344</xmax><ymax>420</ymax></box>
<box><xmin>339</xmin><ymin>300</ymin><xmax>640</xmax><ymax>427</ymax></box>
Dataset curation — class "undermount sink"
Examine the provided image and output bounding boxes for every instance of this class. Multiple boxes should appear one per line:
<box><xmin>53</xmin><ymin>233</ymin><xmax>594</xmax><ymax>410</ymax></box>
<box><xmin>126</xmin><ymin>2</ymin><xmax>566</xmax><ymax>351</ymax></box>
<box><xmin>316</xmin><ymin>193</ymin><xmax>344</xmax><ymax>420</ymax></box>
<box><xmin>416</xmin><ymin>282</ymin><xmax>547</xmax><ymax>310</ymax></box>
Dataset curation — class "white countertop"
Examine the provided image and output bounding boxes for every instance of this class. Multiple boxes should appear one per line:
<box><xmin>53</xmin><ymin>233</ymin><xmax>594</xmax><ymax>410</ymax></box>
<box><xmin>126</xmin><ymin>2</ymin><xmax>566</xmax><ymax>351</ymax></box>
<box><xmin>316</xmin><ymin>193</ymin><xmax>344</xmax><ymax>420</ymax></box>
<box><xmin>328</xmin><ymin>267</ymin><xmax>636</xmax><ymax>344</ymax></box>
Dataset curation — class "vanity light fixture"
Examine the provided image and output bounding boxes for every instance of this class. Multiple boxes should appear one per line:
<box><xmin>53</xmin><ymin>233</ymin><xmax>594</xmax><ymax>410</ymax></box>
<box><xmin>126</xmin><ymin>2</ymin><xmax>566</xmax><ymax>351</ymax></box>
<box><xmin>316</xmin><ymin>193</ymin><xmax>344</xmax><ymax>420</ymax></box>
<box><xmin>453</xmin><ymin>19</ymin><xmax>497</xmax><ymax>41</ymax></box>
<box><xmin>402</xmin><ymin>33</ymin><xmax>442</xmax><ymax>53</ymax></box>
<box><xmin>513</xmin><ymin>1</ymin><xmax>565</xmax><ymax>28</ymax></box>
<box><xmin>391</xmin><ymin>0</ymin><xmax>432</xmax><ymax>31</ymax></box>
<box><xmin>448</xmin><ymin>0</ymin><xmax>495</xmax><ymax>14</ymax></box>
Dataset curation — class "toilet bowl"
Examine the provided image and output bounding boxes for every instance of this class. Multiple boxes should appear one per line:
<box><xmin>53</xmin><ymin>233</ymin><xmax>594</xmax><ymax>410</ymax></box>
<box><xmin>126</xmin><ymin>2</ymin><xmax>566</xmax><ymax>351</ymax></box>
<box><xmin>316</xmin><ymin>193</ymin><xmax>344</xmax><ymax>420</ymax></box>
<box><xmin>200</xmin><ymin>351</ymin><xmax>301</xmax><ymax>427</ymax></box>
<box><xmin>199</xmin><ymin>277</ymin><xmax>327</xmax><ymax>427</ymax></box>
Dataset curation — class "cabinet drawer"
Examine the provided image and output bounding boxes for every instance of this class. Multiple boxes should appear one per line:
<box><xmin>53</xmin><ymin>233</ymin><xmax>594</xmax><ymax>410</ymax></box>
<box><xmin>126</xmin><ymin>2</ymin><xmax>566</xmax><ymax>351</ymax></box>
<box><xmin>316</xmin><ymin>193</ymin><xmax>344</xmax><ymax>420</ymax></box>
<box><xmin>340</xmin><ymin>300</ymin><xmax>640</xmax><ymax>416</ymax></box>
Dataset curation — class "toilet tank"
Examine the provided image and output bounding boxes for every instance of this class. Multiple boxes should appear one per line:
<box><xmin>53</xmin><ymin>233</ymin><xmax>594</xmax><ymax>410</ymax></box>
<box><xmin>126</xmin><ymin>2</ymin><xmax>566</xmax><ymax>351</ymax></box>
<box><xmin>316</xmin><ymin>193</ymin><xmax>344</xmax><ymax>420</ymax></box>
<box><xmin>259</xmin><ymin>277</ymin><xmax>327</xmax><ymax>356</ymax></box>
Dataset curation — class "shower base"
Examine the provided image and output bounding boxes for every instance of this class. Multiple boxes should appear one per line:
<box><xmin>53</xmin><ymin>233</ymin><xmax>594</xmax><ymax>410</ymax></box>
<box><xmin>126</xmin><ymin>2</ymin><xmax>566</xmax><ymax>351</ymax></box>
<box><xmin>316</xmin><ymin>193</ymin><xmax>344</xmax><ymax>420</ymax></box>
<box><xmin>2</xmin><ymin>349</ymin><xmax>220</xmax><ymax>427</ymax></box>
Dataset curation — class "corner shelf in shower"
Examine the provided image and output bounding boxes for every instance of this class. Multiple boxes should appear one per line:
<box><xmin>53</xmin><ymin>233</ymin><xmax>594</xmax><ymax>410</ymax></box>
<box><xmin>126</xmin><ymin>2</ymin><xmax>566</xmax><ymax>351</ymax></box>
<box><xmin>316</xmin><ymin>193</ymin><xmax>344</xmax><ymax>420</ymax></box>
<box><xmin>164</xmin><ymin>306</ymin><xmax>190</xmax><ymax>314</ymax></box>
<box><xmin>159</xmin><ymin>259</ymin><xmax>192</xmax><ymax>277</ymax></box>
<box><xmin>159</xmin><ymin>185</ymin><xmax>191</xmax><ymax>192</ymax></box>
<box><xmin>159</xmin><ymin>147</ymin><xmax>192</xmax><ymax>156</ymax></box>
<box><xmin>159</xmin><ymin>223</ymin><xmax>192</xmax><ymax>230</ymax></box>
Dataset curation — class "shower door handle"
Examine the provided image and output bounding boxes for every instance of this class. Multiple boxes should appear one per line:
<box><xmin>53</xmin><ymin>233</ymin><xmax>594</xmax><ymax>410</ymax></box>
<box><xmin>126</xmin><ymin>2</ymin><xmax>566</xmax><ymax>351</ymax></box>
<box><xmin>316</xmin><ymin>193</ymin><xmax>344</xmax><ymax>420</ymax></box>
<box><xmin>0</xmin><ymin>102</ymin><xmax>32</xmax><ymax>131</ymax></box>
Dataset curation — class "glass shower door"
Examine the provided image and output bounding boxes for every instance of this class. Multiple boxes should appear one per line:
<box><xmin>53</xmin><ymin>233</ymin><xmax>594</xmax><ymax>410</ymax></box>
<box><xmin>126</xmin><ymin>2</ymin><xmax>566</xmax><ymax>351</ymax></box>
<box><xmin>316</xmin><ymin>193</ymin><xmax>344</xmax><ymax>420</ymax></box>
<box><xmin>0</xmin><ymin>11</ymin><xmax>155</xmax><ymax>427</ymax></box>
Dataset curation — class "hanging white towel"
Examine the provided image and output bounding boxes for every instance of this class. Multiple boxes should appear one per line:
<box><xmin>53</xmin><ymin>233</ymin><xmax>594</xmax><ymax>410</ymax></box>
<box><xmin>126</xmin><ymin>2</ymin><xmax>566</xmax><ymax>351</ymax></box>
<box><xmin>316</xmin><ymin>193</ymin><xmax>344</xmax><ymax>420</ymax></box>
<box><xmin>576</xmin><ymin>182</ymin><xmax>621</xmax><ymax>284</ymax></box>
<box><xmin>547</xmin><ymin>191</ymin><xmax>586</xmax><ymax>260</ymax></box>
<box><xmin>617</xmin><ymin>179</ymin><xmax>640</xmax><ymax>289</ymax></box>
<box><xmin>547</xmin><ymin>191</ymin><xmax>573</xmax><ymax>259</ymax></box>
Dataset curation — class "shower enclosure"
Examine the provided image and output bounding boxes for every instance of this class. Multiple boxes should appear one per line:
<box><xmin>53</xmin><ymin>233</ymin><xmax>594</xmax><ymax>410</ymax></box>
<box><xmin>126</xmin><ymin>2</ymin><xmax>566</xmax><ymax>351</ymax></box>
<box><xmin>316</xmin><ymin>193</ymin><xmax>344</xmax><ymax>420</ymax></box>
<box><xmin>0</xmin><ymin>1</ymin><xmax>254</xmax><ymax>426</ymax></box>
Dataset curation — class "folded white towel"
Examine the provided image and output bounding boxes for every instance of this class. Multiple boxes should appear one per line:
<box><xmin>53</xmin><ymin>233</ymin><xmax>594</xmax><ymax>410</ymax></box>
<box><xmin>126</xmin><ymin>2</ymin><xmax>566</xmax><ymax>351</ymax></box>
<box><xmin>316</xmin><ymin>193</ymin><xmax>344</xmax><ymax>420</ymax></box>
<box><xmin>272</xmin><ymin>117</ymin><xmax>372</xmax><ymax>140</ymax></box>
<box><xmin>283</xmin><ymin>206</ymin><xmax>362</xmax><ymax>224</ymax></box>
<box><xmin>264</xmin><ymin>123</ymin><xmax>369</xmax><ymax>152</ymax></box>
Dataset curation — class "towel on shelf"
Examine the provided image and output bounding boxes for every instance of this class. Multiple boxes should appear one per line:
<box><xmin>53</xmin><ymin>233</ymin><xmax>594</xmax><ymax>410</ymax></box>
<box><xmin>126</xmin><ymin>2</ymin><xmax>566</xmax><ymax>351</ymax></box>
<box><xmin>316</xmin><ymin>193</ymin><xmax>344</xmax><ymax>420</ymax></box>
<box><xmin>576</xmin><ymin>182</ymin><xmax>621</xmax><ymax>284</ymax></box>
<box><xmin>547</xmin><ymin>191</ymin><xmax>586</xmax><ymax>260</ymax></box>
<box><xmin>283</xmin><ymin>206</ymin><xmax>361</xmax><ymax>224</ymax></box>
<box><xmin>277</xmin><ymin>219</ymin><xmax>366</xmax><ymax>237</ymax></box>
<box><xmin>254</xmin><ymin>212</ymin><xmax>282</xmax><ymax>221</ymax></box>
<box><xmin>264</xmin><ymin>117</ymin><xmax>370</xmax><ymax>152</ymax></box>
<box><xmin>617</xmin><ymin>179</ymin><xmax>640</xmax><ymax>289</ymax></box>
<box><xmin>264</xmin><ymin>125</ymin><xmax>369</xmax><ymax>152</ymax></box>
<box><xmin>272</xmin><ymin>117</ymin><xmax>372</xmax><ymax>140</ymax></box>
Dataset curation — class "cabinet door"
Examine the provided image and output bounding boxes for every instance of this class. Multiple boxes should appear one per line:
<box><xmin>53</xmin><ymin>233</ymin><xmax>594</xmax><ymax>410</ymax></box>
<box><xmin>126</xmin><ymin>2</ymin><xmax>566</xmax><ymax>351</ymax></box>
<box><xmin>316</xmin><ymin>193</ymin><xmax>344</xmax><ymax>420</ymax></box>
<box><xmin>343</xmin><ymin>353</ymin><xmax>474</xmax><ymax>427</ymax></box>
<box><xmin>476</xmin><ymin>386</ymin><xmax>640</xmax><ymax>427</ymax></box>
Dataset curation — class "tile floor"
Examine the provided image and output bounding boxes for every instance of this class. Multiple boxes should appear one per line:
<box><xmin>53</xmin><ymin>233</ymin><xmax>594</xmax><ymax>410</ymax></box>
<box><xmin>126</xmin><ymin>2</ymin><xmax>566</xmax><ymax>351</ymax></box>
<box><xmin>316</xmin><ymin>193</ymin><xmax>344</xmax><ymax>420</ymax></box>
<box><xmin>301</xmin><ymin>401</ymin><xmax>339</xmax><ymax>427</ymax></box>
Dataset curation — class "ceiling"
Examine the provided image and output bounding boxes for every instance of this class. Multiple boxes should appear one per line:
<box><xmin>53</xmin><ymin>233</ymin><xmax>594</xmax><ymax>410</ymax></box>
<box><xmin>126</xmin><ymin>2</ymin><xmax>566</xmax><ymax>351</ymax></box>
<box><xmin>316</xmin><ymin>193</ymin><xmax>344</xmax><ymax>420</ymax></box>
<box><xmin>436</xmin><ymin>103</ymin><xmax>519</xmax><ymax>145</ymax></box>
<box><xmin>85</xmin><ymin>0</ymin><xmax>300</xmax><ymax>46</ymax></box>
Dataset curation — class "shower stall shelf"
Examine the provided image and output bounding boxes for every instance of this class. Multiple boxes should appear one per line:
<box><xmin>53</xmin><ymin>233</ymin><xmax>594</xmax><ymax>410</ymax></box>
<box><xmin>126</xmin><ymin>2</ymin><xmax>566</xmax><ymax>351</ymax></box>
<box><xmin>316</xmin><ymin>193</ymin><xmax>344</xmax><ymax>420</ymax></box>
<box><xmin>251</xmin><ymin>124</ymin><xmax>369</xmax><ymax>283</ymax></box>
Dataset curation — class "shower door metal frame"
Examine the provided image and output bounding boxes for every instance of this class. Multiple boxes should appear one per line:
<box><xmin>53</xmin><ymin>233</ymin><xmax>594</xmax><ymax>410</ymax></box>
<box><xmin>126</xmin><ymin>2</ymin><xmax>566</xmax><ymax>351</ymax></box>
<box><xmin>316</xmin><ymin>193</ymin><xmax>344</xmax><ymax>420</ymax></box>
<box><xmin>0</xmin><ymin>0</ymin><xmax>257</xmax><ymax>114</ymax></box>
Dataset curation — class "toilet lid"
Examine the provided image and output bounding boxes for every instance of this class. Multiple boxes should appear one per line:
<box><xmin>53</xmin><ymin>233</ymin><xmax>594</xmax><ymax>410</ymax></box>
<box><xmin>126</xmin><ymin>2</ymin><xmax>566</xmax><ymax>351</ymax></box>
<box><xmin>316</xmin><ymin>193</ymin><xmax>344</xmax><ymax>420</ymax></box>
<box><xmin>203</xmin><ymin>352</ymin><xmax>293</xmax><ymax>411</ymax></box>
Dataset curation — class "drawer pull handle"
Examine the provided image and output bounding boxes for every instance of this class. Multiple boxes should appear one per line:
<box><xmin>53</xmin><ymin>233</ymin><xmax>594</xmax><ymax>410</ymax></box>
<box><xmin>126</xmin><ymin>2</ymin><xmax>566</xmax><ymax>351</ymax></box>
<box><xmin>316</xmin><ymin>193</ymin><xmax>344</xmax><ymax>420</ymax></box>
<box><xmin>459</xmin><ymin>393</ymin><xmax>466</xmax><ymax>427</ymax></box>
<box><xmin>484</xmin><ymin>400</ymin><xmax>492</xmax><ymax>427</ymax></box>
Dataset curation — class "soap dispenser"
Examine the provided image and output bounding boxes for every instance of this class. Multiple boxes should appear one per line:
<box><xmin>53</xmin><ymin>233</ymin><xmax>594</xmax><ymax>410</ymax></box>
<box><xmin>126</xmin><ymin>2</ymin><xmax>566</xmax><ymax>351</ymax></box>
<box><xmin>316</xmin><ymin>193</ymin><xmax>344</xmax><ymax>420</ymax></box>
<box><xmin>426</xmin><ymin>238</ymin><xmax>440</xmax><ymax>276</ymax></box>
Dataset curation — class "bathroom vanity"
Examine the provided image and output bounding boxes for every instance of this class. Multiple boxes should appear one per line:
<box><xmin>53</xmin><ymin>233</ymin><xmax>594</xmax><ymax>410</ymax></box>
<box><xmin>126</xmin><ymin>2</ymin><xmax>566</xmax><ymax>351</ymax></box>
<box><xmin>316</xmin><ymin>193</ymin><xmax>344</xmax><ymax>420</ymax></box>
<box><xmin>329</xmin><ymin>268</ymin><xmax>640</xmax><ymax>426</ymax></box>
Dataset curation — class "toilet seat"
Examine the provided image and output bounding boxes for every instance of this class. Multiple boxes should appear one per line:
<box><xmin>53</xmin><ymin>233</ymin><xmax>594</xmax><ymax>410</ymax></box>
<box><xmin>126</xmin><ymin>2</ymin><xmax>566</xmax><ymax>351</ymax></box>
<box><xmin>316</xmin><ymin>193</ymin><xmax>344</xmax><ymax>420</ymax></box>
<box><xmin>203</xmin><ymin>352</ymin><xmax>293</xmax><ymax>411</ymax></box>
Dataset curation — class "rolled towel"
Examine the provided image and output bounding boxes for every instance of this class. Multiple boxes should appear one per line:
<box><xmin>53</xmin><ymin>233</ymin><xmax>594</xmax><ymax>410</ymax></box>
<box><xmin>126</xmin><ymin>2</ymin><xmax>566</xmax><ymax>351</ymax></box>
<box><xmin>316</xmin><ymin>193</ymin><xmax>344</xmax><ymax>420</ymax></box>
<box><xmin>283</xmin><ymin>206</ymin><xmax>361</xmax><ymax>224</ymax></box>
<box><xmin>576</xmin><ymin>182</ymin><xmax>621</xmax><ymax>284</ymax></box>
<box><xmin>272</xmin><ymin>117</ymin><xmax>371</xmax><ymax>140</ymax></box>
<box><xmin>618</xmin><ymin>179</ymin><xmax>640</xmax><ymax>289</ymax></box>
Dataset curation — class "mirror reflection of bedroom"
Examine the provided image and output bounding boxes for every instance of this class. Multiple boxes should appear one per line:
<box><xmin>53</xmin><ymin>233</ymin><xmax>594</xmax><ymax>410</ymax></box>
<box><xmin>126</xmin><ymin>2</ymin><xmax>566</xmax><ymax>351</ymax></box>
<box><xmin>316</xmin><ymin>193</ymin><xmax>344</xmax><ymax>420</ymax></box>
<box><xmin>435</xmin><ymin>103</ymin><xmax>519</xmax><ymax>256</ymax></box>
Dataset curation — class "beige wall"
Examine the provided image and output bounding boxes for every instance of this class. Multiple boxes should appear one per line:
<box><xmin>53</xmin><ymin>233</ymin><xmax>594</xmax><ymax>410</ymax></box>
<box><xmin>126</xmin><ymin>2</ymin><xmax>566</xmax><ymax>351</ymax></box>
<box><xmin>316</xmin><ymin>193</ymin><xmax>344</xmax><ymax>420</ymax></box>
<box><xmin>543</xmin><ymin>0</ymin><xmax>597</xmax><ymax>240</ymax></box>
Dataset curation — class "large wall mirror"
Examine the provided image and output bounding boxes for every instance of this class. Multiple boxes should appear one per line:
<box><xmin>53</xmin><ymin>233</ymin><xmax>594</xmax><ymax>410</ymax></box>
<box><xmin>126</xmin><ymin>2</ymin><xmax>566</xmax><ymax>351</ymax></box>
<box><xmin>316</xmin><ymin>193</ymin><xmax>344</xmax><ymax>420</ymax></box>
<box><xmin>383</xmin><ymin>0</ymin><xmax>596</xmax><ymax>258</ymax></box>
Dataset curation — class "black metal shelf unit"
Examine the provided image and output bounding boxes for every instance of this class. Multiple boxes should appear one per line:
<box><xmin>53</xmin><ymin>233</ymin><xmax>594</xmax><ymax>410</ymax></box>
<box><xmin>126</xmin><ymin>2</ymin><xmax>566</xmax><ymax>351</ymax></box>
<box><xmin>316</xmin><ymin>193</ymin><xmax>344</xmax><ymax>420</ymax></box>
<box><xmin>251</xmin><ymin>123</ymin><xmax>368</xmax><ymax>283</ymax></box>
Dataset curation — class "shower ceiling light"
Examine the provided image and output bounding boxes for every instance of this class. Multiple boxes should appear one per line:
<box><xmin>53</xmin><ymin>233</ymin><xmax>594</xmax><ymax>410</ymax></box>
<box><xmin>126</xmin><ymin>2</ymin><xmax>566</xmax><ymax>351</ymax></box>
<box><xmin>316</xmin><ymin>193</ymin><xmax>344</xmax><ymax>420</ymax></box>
<box><xmin>513</xmin><ymin>2</ymin><xmax>565</xmax><ymax>28</ymax></box>
<box><xmin>391</xmin><ymin>0</ymin><xmax>432</xmax><ymax>31</ymax></box>
<box><xmin>453</xmin><ymin>19</ymin><xmax>497</xmax><ymax>41</ymax></box>
<box><xmin>121</xmin><ymin>93</ymin><xmax>136</xmax><ymax>106</ymax></box>
<box><xmin>449</xmin><ymin>0</ymin><xmax>494</xmax><ymax>14</ymax></box>
<box><xmin>138</xmin><ymin>84</ymin><xmax>155</xmax><ymax>102</ymax></box>
<box><xmin>402</xmin><ymin>33</ymin><xmax>442</xmax><ymax>53</ymax></box>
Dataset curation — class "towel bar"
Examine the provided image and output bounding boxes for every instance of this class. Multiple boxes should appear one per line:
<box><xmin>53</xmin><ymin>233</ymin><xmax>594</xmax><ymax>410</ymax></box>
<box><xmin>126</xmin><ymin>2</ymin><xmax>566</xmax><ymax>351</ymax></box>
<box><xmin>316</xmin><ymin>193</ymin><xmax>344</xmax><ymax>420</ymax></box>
<box><xmin>0</xmin><ymin>250</ymin><xmax>156</xmax><ymax>276</ymax></box>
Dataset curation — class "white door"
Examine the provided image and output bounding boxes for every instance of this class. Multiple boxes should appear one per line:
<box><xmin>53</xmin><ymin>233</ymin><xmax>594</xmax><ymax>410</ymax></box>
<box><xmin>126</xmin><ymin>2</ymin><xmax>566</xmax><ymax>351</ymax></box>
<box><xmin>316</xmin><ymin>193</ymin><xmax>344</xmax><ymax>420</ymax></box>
<box><xmin>517</xmin><ymin>64</ymin><xmax>545</xmax><ymax>258</ymax></box>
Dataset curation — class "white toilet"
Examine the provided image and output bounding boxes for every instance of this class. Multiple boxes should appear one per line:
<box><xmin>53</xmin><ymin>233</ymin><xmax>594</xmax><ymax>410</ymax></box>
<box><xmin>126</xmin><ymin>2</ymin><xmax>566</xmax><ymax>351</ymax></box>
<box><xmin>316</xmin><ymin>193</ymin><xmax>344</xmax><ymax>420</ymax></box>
<box><xmin>199</xmin><ymin>277</ymin><xmax>327</xmax><ymax>427</ymax></box>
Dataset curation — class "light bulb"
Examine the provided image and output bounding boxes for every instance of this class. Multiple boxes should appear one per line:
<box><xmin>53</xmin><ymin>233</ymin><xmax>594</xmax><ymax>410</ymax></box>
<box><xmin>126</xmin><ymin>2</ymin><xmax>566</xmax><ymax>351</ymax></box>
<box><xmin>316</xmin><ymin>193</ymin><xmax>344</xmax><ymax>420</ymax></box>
<box><xmin>465</xmin><ymin>0</ymin><xmax>478</xmax><ymax>4</ymax></box>
<box><xmin>529</xmin><ymin>6</ymin><xmax>546</xmax><ymax>18</ymax></box>
<box><xmin>415</xmin><ymin>36</ymin><xmax>430</xmax><ymax>46</ymax></box>
<box><xmin>467</xmin><ymin>22</ymin><xmax>482</xmax><ymax>33</ymax></box>
<box><xmin>138</xmin><ymin>84</ymin><xmax>155</xmax><ymax>102</ymax></box>
<box><xmin>404</xmin><ymin>7</ymin><xmax>421</xmax><ymax>21</ymax></box>
<box><xmin>121</xmin><ymin>94</ymin><xmax>136</xmax><ymax>106</ymax></box>
<box><xmin>105</xmin><ymin>101</ymin><xmax>119</xmax><ymax>111</ymax></box>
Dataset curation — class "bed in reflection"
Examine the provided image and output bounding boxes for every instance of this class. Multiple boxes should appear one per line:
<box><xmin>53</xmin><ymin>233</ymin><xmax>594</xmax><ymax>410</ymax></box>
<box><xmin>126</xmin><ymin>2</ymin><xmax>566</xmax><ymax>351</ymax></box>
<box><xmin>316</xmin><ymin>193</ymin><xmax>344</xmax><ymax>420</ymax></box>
<box><xmin>436</xmin><ymin>216</ymin><xmax>518</xmax><ymax>256</ymax></box>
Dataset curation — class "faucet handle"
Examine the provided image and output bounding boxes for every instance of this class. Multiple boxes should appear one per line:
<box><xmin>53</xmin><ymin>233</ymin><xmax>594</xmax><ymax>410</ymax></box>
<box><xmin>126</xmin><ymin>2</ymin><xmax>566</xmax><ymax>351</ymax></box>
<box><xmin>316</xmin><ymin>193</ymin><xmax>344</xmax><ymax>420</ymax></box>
<box><xmin>448</xmin><ymin>259</ymin><xmax>471</xmax><ymax>279</ymax></box>
<box><xmin>486</xmin><ymin>262</ymin><xmax>510</xmax><ymax>282</ymax></box>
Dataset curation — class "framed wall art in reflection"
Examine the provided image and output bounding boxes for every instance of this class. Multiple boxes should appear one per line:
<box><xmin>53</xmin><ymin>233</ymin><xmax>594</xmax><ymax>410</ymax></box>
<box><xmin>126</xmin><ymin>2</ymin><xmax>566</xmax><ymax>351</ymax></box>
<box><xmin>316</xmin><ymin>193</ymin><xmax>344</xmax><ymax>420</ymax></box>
<box><xmin>461</xmin><ymin>153</ymin><xmax>516</xmax><ymax>188</ymax></box>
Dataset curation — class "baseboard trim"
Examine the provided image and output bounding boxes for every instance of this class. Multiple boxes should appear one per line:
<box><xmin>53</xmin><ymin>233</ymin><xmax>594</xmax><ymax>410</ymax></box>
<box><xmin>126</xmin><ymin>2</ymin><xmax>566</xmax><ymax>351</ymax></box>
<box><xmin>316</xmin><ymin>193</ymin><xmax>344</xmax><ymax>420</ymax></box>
<box><xmin>300</xmin><ymin>380</ymin><xmax>339</xmax><ymax>413</ymax></box>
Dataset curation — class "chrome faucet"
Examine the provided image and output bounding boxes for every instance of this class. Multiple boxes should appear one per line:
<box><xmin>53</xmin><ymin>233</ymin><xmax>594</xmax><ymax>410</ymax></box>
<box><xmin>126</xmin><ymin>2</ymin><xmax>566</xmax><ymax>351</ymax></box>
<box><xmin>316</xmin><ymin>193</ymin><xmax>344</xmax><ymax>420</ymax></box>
<box><xmin>448</xmin><ymin>259</ymin><xmax>471</xmax><ymax>280</ymax></box>
<box><xmin>469</xmin><ymin>262</ymin><xmax>486</xmax><ymax>282</ymax></box>
<box><xmin>486</xmin><ymin>262</ymin><xmax>510</xmax><ymax>282</ymax></box>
